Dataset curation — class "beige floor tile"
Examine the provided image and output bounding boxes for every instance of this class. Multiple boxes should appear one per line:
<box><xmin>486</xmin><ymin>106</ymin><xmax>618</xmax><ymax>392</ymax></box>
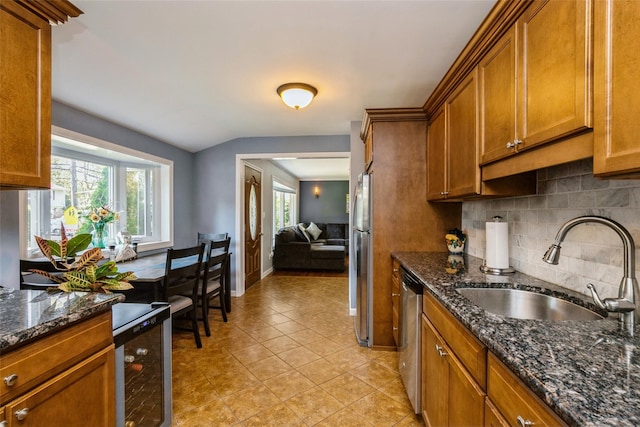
<box><xmin>277</xmin><ymin>345</ymin><xmax>322</xmax><ymax>367</ymax></box>
<box><xmin>320</xmin><ymin>372</ymin><xmax>376</xmax><ymax>405</ymax></box>
<box><xmin>246</xmin><ymin>355</ymin><xmax>293</xmax><ymax>381</ymax></box>
<box><xmin>315</xmin><ymin>407</ymin><xmax>375</xmax><ymax>427</ymax></box>
<box><xmin>171</xmin><ymin>274</ymin><xmax>419</xmax><ymax>426</ymax></box>
<box><xmin>242</xmin><ymin>403</ymin><xmax>306</xmax><ymax>427</ymax></box>
<box><xmin>296</xmin><ymin>358</ymin><xmax>345</xmax><ymax>385</ymax></box>
<box><xmin>172</xmin><ymin>397</ymin><xmax>239</xmax><ymax>426</ymax></box>
<box><xmin>285</xmin><ymin>386</ymin><xmax>345</xmax><ymax>425</ymax></box>
<box><xmin>229</xmin><ymin>343</ymin><xmax>274</xmax><ymax>366</ymax></box>
<box><xmin>348</xmin><ymin>390</ymin><xmax>414</xmax><ymax>426</ymax></box>
<box><xmin>222</xmin><ymin>385</ymin><xmax>281</xmax><ymax>421</ymax></box>
<box><xmin>263</xmin><ymin>369</ymin><xmax>316</xmax><ymax>400</ymax></box>
<box><xmin>262</xmin><ymin>335</ymin><xmax>301</xmax><ymax>354</ymax></box>
<box><xmin>350</xmin><ymin>359</ymin><xmax>400</xmax><ymax>388</ymax></box>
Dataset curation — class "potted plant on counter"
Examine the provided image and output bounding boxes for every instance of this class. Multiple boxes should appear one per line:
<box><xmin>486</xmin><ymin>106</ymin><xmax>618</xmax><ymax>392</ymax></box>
<box><xmin>29</xmin><ymin>226</ymin><xmax>136</xmax><ymax>293</ymax></box>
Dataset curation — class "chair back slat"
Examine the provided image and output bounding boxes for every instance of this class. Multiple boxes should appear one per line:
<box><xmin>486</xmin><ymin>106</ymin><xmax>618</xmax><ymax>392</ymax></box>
<box><xmin>197</xmin><ymin>232</ymin><xmax>228</xmax><ymax>257</ymax></box>
<box><xmin>163</xmin><ymin>244</ymin><xmax>205</xmax><ymax>300</ymax></box>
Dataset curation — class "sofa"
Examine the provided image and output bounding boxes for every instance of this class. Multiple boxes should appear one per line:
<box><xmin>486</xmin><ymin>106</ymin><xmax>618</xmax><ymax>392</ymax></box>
<box><xmin>273</xmin><ymin>222</ymin><xmax>348</xmax><ymax>271</ymax></box>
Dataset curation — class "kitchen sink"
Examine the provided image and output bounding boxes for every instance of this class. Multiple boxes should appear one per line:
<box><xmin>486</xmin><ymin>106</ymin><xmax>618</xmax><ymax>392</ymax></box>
<box><xmin>455</xmin><ymin>287</ymin><xmax>605</xmax><ymax>321</ymax></box>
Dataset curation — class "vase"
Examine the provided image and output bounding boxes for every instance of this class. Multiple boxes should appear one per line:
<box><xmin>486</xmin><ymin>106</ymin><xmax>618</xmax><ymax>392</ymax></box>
<box><xmin>92</xmin><ymin>223</ymin><xmax>107</xmax><ymax>249</ymax></box>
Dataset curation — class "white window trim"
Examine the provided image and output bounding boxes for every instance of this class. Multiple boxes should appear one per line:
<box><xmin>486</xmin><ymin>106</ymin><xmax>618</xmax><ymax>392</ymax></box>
<box><xmin>19</xmin><ymin>126</ymin><xmax>174</xmax><ymax>257</ymax></box>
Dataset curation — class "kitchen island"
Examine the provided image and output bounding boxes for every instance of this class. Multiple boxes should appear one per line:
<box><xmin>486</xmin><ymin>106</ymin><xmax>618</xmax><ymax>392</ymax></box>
<box><xmin>393</xmin><ymin>252</ymin><xmax>640</xmax><ymax>427</ymax></box>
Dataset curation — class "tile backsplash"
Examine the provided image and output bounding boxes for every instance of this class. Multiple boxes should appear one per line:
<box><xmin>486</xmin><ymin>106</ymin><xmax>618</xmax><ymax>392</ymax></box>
<box><xmin>462</xmin><ymin>158</ymin><xmax>640</xmax><ymax>299</ymax></box>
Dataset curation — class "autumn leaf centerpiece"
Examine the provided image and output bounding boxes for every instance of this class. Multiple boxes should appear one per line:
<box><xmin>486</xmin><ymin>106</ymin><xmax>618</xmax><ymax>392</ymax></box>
<box><xmin>31</xmin><ymin>226</ymin><xmax>136</xmax><ymax>293</ymax></box>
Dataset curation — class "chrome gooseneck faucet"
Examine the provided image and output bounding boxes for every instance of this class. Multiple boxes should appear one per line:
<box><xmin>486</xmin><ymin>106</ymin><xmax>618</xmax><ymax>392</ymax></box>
<box><xmin>542</xmin><ymin>215</ymin><xmax>640</xmax><ymax>334</ymax></box>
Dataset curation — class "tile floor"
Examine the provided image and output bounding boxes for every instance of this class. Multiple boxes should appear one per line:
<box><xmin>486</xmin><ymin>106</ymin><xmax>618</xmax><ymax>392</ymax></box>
<box><xmin>170</xmin><ymin>274</ymin><xmax>425</xmax><ymax>426</ymax></box>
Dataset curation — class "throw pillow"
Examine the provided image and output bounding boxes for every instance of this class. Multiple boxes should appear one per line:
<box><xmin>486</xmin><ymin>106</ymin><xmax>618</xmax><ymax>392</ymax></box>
<box><xmin>306</xmin><ymin>222</ymin><xmax>322</xmax><ymax>240</ymax></box>
<box><xmin>297</xmin><ymin>223</ymin><xmax>311</xmax><ymax>242</ymax></box>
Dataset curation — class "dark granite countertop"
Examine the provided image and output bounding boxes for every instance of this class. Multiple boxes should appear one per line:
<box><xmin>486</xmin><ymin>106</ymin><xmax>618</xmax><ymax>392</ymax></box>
<box><xmin>393</xmin><ymin>251</ymin><xmax>640</xmax><ymax>427</ymax></box>
<box><xmin>0</xmin><ymin>288</ymin><xmax>124</xmax><ymax>352</ymax></box>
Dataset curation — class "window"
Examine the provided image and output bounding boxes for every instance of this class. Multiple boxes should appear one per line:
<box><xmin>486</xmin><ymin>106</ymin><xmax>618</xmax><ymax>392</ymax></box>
<box><xmin>273</xmin><ymin>179</ymin><xmax>297</xmax><ymax>234</ymax></box>
<box><xmin>21</xmin><ymin>127</ymin><xmax>173</xmax><ymax>257</ymax></box>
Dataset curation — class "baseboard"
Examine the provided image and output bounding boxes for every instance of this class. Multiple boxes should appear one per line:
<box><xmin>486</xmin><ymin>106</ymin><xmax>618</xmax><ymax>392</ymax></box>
<box><xmin>262</xmin><ymin>267</ymin><xmax>273</xmax><ymax>278</ymax></box>
<box><xmin>349</xmin><ymin>308</ymin><xmax>356</xmax><ymax>316</ymax></box>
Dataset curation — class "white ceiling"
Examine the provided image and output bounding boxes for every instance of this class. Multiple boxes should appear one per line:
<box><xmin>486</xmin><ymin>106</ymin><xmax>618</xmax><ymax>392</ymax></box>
<box><xmin>52</xmin><ymin>0</ymin><xmax>496</xmax><ymax>156</ymax></box>
<box><xmin>271</xmin><ymin>157</ymin><xmax>351</xmax><ymax>180</ymax></box>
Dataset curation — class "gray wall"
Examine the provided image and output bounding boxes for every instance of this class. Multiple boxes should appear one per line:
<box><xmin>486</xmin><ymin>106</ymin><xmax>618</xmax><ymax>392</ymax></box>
<box><xmin>0</xmin><ymin>101</ymin><xmax>197</xmax><ymax>288</ymax></box>
<box><xmin>462</xmin><ymin>158</ymin><xmax>640</xmax><ymax>301</ymax></box>
<box><xmin>193</xmin><ymin>135</ymin><xmax>350</xmax><ymax>293</ymax></box>
<box><xmin>299</xmin><ymin>180</ymin><xmax>349</xmax><ymax>224</ymax></box>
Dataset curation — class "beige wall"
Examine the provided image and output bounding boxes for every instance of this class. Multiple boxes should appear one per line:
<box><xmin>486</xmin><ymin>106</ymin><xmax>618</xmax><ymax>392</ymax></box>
<box><xmin>462</xmin><ymin>159</ymin><xmax>640</xmax><ymax>300</ymax></box>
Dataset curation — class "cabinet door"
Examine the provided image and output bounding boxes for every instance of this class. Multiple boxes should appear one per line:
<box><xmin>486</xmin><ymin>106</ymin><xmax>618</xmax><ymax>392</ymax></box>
<box><xmin>0</xmin><ymin>2</ymin><xmax>51</xmax><ymax>189</ymax></box>
<box><xmin>426</xmin><ymin>106</ymin><xmax>446</xmax><ymax>201</ymax></box>
<box><xmin>484</xmin><ymin>399</ymin><xmax>509</xmax><ymax>427</ymax></box>
<box><xmin>422</xmin><ymin>315</ymin><xmax>448</xmax><ymax>427</ymax></box>
<box><xmin>446</xmin><ymin>336</ymin><xmax>485</xmax><ymax>427</ymax></box>
<box><xmin>447</xmin><ymin>69</ymin><xmax>479</xmax><ymax>199</ymax></box>
<box><xmin>5</xmin><ymin>346</ymin><xmax>115</xmax><ymax>426</ymax></box>
<box><xmin>364</xmin><ymin>127</ymin><xmax>373</xmax><ymax>171</ymax></box>
<box><xmin>517</xmin><ymin>0</ymin><xmax>591</xmax><ymax>148</ymax></box>
<box><xmin>479</xmin><ymin>26</ymin><xmax>517</xmax><ymax>165</ymax></box>
<box><xmin>594</xmin><ymin>0</ymin><xmax>640</xmax><ymax>176</ymax></box>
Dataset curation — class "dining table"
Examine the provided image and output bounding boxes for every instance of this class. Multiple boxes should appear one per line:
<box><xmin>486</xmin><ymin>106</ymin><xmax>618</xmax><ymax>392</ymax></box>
<box><xmin>20</xmin><ymin>251</ymin><xmax>232</xmax><ymax>312</ymax></box>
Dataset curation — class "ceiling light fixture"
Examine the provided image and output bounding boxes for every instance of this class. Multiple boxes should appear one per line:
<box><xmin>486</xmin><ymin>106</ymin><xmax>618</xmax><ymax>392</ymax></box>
<box><xmin>277</xmin><ymin>83</ymin><xmax>318</xmax><ymax>110</ymax></box>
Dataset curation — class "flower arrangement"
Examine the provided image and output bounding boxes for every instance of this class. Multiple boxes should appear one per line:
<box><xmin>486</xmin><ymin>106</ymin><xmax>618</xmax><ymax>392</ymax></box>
<box><xmin>445</xmin><ymin>228</ymin><xmax>467</xmax><ymax>254</ymax></box>
<box><xmin>85</xmin><ymin>206</ymin><xmax>120</xmax><ymax>249</ymax></box>
<box><xmin>30</xmin><ymin>225</ymin><xmax>135</xmax><ymax>293</ymax></box>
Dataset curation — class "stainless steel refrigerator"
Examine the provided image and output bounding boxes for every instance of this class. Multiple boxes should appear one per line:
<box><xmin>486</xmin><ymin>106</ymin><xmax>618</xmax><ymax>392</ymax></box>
<box><xmin>353</xmin><ymin>172</ymin><xmax>372</xmax><ymax>347</ymax></box>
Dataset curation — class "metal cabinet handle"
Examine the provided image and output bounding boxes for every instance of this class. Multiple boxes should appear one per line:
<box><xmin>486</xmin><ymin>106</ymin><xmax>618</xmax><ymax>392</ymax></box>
<box><xmin>391</xmin><ymin>293</ymin><xmax>400</xmax><ymax>297</ymax></box>
<box><xmin>136</xmin><ymin>348</ymin><xmax>149</xmax><ymax>356</ymax></box>
<box><xmin>440</xmin><ymin>191</ymin><xmax>449</xmax><ymax>196</ymax></box>
<box><xmin>517</xmin><ymin>415</ymin><xmax>533</xmax><ymax>427</ymax></box>
<box><xmin>4</xmin><ymin>373</ymin><xmax>18</xmax><ymax>387</ymax></box>
<box><xmin>435</xmin><ymin>344</ymin><xmax>448</xmax><ymax>357</ymax></box>
<box><xmin>393</xmin><ymin>326</ymin><xmax>398</xmax><ymax>331</ymax></box>
<box><xmin>15</xmin><ymin>408</ymin><xmax>29</xmax><ymax>421</ymax></box>
<box><xmin>506</xmin><ymin>139</ymin><xmax>523</xmax><ymax>149</ymax></box>
<box><xmin>393</xmin><ymin>268</ymin><xmax>399</xmax><ymax>273</ymax></box>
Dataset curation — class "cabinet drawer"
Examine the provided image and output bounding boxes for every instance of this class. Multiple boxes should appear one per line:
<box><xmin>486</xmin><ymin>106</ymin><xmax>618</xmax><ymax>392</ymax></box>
<box><xmin>487</xmin><ymin>353</ymin><xmax>567</xmax><ymax>427</ymax></box>
<box><xmin>0</xmin><ymin>311</ymin><xmax>112</xmax><ymax>406</ymax></box>
<box><xmin>423</xmin><ymin>291</ymin><xmax>486</xmax><ymax>388</ymax></box>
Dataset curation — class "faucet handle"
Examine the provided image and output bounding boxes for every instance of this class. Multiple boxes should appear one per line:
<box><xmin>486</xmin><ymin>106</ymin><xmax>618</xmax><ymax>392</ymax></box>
<box><xmin>587</xmin><ymin>283</ymin><xmax>635</xmax><ymax>313</ymax></box>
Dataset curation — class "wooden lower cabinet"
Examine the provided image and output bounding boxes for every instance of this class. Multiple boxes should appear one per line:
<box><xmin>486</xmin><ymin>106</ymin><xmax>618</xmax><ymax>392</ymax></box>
<box><xmin>0</xmin><ymin>311</ymin><xmax>114</xmax><ymax>426</ymax></box>
<box><xmin>487</xmin><ymin>353</ymin><xmax>567</xmax><ymax>427</ymax></box>
<box><xmin>421</xmin><ymin>314</ymin><xmax>485</xmax><ymax>427</ymax></box>
<box><xmin>484</xmin><ymin>399</ymin><xmax>509</xmax><ymax>427</ymax></box>
<box><xmin>4</xmin><ymin>346</ymin><xmax>114</xmax><ymax>426</ymax></box>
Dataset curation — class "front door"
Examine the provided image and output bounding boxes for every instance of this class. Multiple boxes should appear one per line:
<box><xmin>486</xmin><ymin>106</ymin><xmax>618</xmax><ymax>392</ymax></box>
<box><xmin>244</xmin><ymin>164</ymin><xmax>262</xmax><ymax>289</ymax></box>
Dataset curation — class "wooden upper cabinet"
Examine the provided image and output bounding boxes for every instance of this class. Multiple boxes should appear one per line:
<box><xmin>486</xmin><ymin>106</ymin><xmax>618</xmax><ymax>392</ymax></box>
<box><xmin>428</xmin><ymin>71</ymin><xmax>479</xmax><ymax>201</ymax></box>
<box><xmin>593</xmin><ymin>0</ymin><xmax>640</xmax><ymax>177</ymax></box>
<box><xmin>480</xmin><ymin>0</ymin><xmax>591</xmax><ymax>166</ymax></box>
<box><xmin>0</xmin><ymin>0</ymin><xmax>82</xmax><ymax>190</ymax></box>
<box><xmin>516</xmin><ymin>0</ymin><xmax>591</xmax><ymax>146</ymax></box>
<box><xmin>446</xmin><ymin>70</ymin><xmax>479</xmax><ymax>199</ymax></box>
<box><xmin>479</xmin><ymin>26</ymin><xmax>517</xmax><ymax>166</ymax></box>
<box><xmin>426</xmin><ymin>106</ymin><xmax>447</xmax><ymax>201</ymax></box>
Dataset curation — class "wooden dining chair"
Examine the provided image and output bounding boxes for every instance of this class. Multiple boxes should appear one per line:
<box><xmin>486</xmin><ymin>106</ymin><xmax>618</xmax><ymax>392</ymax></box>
<box><xmin>19</xmin><ymin>259</ymin><xmax>63</xmax><ymax>290</ymax></box>
<box><xmin>199</xmin><ymin>237</ymin><xmax>231</xmax><ymax>336</ymax></box>
<box><xmin>163</xmin><ymin>244</ymin><xmax>205</xmax><ymax>348</ymax></box>
<box><xmin>197</xmin><ymin>232</ymin><xmax>228</xmax><ymax>254</ymax></box>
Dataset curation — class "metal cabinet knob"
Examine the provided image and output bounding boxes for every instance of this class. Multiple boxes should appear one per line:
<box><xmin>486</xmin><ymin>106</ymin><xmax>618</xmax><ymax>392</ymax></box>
<box><xmin>435</xmin><ymin>344</ymin><xmax>448</xmax><ymax>357</ymax></box>
<box><xmin>136</xmin><ymin>348</ymin><xmax>149</xmax><ymax>356</ymax></box>
<box><xmin>517</xmin><ymin>415</ymin><xmax>533</xmax><ymax>426</ymax></box>
<box><xmin>15</xmin><ymin>408</ymin><xmax>29</xmax><ymax>421</ymax></box>
<box><xmin>3</xmin><ymin>373</ymin><xmax>18</xmax><ymax>387</ymax></box>
<box><xmin>393</xmin><ymin>326</ymin><xmax>398</xmax><ymax>331</ymax></box>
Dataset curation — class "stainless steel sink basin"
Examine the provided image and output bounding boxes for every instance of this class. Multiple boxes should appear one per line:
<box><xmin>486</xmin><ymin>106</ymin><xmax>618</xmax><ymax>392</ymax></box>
<box><xmin>455</xmin><ymin>287</ymin><xmax>605</xmax><ymax>321</ymax></box>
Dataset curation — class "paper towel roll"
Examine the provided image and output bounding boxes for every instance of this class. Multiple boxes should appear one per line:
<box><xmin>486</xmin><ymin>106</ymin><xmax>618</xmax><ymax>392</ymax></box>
<box><xmin>486</xmin><ymin>220</ymin><xmax>509</xmax><ymax>269</ymax></box>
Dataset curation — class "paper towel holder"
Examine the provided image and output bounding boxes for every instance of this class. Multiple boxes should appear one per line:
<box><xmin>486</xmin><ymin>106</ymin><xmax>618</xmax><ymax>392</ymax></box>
<box><xmin>479</xmin><ymin>263</ymin><xmax>515</xmax><ymax>275</ymax></box>
<box><xmin>480</xmin><ymin>216</ymin><xmax>515</xmax><ymax>275</ymax></box>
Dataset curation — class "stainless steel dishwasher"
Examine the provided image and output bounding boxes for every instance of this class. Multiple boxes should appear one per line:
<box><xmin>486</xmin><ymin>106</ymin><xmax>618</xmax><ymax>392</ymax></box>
<box><xmin>398</xmin><ymin>268</ymin><xmax>423</xmax><ymax>414</ymax></box>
